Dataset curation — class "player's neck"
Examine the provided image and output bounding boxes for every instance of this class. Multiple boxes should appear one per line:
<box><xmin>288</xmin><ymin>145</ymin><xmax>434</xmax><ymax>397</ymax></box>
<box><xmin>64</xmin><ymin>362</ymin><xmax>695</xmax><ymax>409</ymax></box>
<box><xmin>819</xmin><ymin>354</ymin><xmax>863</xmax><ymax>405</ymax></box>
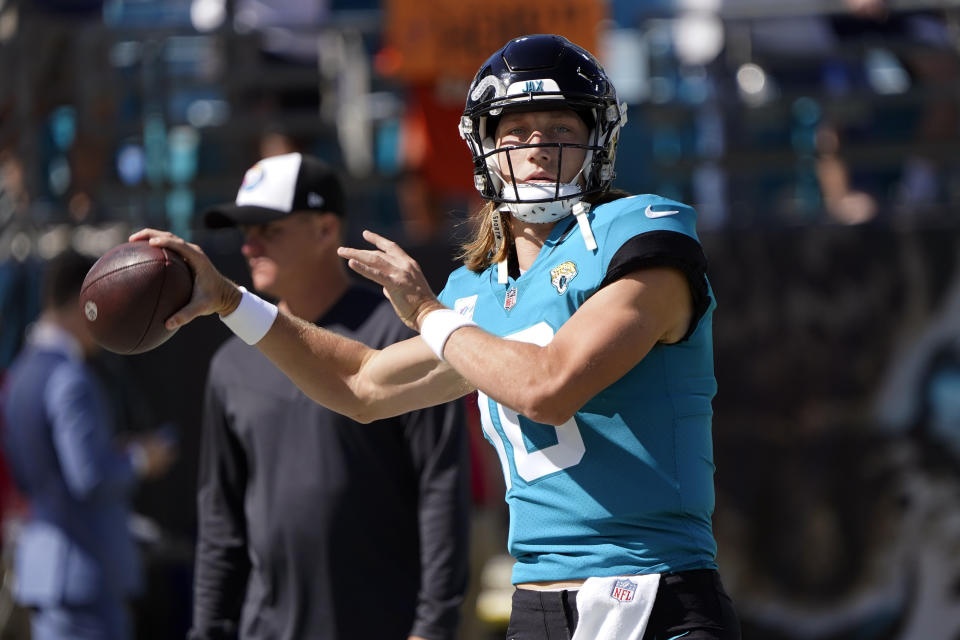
<box><xmin>511</xmin><ymin>218</ymin><xmax>555</xmax><ymax>272</ymax></box>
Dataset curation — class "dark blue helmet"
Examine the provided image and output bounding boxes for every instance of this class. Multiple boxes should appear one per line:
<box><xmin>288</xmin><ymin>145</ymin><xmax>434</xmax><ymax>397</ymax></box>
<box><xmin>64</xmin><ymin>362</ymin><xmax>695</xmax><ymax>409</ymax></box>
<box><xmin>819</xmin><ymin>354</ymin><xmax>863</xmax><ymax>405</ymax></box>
<box><xmin>459</xmin><ymin>34</ymin><xmax>627</xmax><ymax>215</ymax></box>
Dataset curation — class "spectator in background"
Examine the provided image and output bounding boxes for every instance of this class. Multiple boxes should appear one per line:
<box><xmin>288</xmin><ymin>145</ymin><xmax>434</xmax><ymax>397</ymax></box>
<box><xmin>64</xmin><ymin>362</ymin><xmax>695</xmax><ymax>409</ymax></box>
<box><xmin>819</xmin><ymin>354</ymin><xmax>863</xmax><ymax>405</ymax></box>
<box><xmin>818</xmin><ymin>0</ymin><xmax>958</xmax><ymax>222</ymax></box>
<box><xmin>0</xmin><ymin>146</ymin><xmax>43</xmax><ymax>369</ymax></box>
<box><xmin>832</xmin><ymin>0</ymin><xmax>959</xmax><ymax>216</ymax></box>
<box><xmin>188</xmin><ymin>152</ymin><xmax>470</xmax><ymax>640</ymax></box>
<box><xmin>225</xmin><ymin>0</ymin><xmax>331</xmax><ymax>117</ymax></box>
<box><xmin>1</xmin><ymin>248</ymin><xmax>176</xmax><ymax>640</ymax></box>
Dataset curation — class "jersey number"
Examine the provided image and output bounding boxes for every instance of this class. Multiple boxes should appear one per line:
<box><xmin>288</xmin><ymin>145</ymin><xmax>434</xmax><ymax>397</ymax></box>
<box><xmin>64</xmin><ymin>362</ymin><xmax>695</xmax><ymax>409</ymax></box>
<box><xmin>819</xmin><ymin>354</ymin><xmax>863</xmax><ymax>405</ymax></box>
<box><xmin>477</xmin><ymin>323</ymin><xmax>585</xmax><ymax>488</ymax></box>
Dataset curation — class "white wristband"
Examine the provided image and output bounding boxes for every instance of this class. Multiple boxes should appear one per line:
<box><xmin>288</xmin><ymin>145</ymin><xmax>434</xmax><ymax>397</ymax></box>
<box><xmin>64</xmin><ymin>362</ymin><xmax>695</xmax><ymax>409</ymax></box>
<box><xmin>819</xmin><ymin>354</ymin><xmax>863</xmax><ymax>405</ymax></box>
<box><xmin>420</xmin><ymin>309</ymin><xmax>478</xmax><ymax>361</ymax></box>
<box><xmin>219</xmin><ymin>286</ymin><xmax>279</xmax><ymax>345</ymax></box>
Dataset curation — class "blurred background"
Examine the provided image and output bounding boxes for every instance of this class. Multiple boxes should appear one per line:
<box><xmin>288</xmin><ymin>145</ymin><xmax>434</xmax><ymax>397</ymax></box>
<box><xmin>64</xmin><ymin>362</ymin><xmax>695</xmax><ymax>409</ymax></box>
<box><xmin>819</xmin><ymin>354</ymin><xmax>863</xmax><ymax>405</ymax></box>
<box><xmin>1</xmin><ymin>0</ymin><xmax>960</xmax><ymax>638</ymax></box>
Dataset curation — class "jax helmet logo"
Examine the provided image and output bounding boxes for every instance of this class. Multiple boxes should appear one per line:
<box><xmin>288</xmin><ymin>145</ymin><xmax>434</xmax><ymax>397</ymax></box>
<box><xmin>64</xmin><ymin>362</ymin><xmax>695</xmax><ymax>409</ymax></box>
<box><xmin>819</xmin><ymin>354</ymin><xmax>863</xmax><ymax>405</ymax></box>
<box><xmin>550</xmin><ymin>261</ymin><xmax>578</xmax><ymax>295</ymax></box>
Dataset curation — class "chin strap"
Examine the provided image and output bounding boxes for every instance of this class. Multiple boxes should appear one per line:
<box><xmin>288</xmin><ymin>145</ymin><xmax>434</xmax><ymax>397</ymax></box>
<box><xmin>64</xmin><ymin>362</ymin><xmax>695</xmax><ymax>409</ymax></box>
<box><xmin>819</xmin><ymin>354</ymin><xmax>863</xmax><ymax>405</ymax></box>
<box><xmin>500</xmin><ymin>183</ymin><xmax>582</xmax><ymax>224</ymax></box>
<box><xmin>492</xmin><ymin>207</ymin><xmax>510</xmax><ymax>284</ymax></box>
<box><xmin>572</xmin><ymin>201</ymin><xmax>597</xmax><ymax>251</ymax></box>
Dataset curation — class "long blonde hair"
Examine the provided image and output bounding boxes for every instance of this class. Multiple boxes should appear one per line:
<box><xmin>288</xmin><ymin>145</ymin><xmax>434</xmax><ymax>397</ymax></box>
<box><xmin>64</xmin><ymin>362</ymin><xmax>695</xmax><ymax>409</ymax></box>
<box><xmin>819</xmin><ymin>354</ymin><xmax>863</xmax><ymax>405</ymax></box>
<box><xmin>456</xmin><ymin>189</ymin><xmax>631</xmax><ymax>273</ymax></box>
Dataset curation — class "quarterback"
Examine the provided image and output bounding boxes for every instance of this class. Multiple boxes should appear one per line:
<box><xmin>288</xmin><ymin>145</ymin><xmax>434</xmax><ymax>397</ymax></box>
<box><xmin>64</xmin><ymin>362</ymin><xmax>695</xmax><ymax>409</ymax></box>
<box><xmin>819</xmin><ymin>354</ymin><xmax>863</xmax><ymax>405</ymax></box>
<box><xmin>134</xmin><ymin>34</ymin><xmax>740</xmax><ymax>640</ymax></box>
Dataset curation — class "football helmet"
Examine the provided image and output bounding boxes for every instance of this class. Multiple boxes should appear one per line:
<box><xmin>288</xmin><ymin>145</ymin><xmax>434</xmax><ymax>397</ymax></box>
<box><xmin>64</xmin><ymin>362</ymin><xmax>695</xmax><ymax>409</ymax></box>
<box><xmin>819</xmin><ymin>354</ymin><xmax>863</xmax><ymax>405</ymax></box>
<box><xmin>459</xmin><ymin>34</ymin><xmax>627</xmax><ymax>225</ymax></box>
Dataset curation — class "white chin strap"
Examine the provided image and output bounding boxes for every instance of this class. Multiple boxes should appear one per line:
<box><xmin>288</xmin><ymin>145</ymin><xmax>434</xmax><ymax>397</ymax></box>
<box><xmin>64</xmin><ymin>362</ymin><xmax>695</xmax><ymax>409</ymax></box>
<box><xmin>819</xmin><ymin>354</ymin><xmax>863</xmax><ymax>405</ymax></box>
<box><xmin>494</xmin><ymin>183</ymin><xmax>597</xmax><ymax>285</ymax></box>
<box><xmin>500</xmin><ymin>182</ymin><xmax>582</xmax><ymax>223</ymax></box>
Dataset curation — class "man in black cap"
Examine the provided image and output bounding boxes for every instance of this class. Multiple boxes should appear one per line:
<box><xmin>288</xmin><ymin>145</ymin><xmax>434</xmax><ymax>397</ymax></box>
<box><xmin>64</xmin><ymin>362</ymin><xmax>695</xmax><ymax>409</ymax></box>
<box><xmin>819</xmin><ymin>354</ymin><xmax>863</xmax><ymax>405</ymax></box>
<box><xmin>189</xmin><ymin>153</ymin><xmax>471</xmax><ymax>640</ymax></box>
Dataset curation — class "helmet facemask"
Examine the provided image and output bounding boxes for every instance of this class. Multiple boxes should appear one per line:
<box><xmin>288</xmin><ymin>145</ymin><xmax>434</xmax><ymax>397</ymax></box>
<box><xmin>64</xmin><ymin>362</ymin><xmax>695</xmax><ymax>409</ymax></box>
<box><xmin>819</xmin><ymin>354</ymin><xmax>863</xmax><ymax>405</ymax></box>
<box><xmin>483</xmin><ymin>118</ymin><xmax>592</xmax><ymax>223</ymax></box>
<box><xmin>461</xmin><ymin>90</ymin><xmax>623</xmax><ymax>224</ymax></box>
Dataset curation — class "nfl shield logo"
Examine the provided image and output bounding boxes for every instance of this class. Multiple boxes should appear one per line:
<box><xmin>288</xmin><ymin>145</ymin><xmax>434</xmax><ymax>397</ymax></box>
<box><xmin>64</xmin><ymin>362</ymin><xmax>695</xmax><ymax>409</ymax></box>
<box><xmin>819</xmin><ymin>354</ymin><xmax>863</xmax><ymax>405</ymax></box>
<box><xmin>504</xmin><ymin>287</ymin><xmax>518</xmax><ymax>311</ymax></box>
<box><xmin>610</xmin><ymin>578</ymin><xmax>637</xmax><ymax>602</ymax></box>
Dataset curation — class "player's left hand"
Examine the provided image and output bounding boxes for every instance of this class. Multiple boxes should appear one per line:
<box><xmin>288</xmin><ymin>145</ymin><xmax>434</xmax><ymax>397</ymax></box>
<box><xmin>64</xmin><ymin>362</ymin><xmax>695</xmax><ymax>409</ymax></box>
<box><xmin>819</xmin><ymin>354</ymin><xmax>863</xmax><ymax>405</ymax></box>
<box><xmin>338</xmin><ymin>230</ymin><xmax>444</xmax><ymax>331</ymax></box>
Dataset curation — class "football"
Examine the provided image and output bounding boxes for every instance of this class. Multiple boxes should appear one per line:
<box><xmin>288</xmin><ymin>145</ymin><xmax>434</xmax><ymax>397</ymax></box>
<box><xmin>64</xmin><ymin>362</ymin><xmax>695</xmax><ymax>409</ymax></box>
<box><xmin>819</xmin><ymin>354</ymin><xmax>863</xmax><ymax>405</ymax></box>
<box><xmin>79</xmin><ymin>241</ymin><xmax>193</xmax><ymax>354</ymax></box>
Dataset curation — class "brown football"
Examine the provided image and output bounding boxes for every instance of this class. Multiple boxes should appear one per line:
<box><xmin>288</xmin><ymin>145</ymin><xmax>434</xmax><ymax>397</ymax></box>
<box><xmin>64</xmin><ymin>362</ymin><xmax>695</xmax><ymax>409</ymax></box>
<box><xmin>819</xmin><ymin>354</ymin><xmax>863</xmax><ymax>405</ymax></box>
<box><xmin>79</xmin><ymin>241</ymin><xmax>193</xmax><ymax>354</ymax></box>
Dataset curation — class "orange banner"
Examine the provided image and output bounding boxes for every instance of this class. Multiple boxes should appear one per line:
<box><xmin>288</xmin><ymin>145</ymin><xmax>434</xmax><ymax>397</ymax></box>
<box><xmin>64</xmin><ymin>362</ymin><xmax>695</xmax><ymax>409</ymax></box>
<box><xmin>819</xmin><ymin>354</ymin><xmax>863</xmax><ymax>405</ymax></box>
<box><xmin>383</xmin><ymin>0</ymin><xmax>607</xmax><ymax>82</ymax></box>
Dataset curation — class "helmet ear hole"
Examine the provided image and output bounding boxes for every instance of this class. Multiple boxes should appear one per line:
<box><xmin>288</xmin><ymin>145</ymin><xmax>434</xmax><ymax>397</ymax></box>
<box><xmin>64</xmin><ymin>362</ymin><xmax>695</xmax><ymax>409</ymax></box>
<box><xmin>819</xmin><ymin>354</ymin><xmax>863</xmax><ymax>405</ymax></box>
<box><xmin>480</xmin><ymin>135</ymin><xmax>502</xmax><ymax>197</ymax></box>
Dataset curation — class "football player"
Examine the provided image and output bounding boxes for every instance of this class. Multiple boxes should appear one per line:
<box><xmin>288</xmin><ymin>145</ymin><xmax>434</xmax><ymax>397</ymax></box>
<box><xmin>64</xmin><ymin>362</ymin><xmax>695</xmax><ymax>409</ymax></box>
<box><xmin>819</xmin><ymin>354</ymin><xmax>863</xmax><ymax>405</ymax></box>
<box><xmin>134</xmin><ymin>34</ymin><xmax>740</xmax><ymax>640</ymax></box>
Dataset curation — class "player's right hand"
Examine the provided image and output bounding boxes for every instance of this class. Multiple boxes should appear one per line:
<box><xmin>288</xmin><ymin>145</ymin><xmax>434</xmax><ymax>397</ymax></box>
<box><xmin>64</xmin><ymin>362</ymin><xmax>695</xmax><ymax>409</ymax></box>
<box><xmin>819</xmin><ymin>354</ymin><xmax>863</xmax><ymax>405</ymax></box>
<box><xmin>129</xmin><ymin>228</ymin><xmax>242</xmax><ymax>329</ymax></box>
<box><xmin>337</xmin><ymin>229</ymin><xmax>444</xmax><ymax>331</ymax></box>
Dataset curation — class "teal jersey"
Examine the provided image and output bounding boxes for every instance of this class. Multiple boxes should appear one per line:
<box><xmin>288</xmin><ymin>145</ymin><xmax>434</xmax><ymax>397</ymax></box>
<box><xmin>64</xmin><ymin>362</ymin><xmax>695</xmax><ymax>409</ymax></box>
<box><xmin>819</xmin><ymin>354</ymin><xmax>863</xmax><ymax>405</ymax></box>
<box><xmin>438</xmin><ymin>195</ymin><xmax>719</xmax><ymax>584</ymax></box>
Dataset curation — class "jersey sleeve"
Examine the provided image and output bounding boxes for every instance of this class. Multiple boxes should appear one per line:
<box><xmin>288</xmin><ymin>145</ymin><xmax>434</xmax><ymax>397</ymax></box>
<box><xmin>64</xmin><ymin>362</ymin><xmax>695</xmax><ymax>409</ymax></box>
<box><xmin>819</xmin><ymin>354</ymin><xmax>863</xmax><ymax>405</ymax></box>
<box><xmin>596</xmin><ymin>196</ymin><xmax>711</xmax><ymax>341</ymax></box>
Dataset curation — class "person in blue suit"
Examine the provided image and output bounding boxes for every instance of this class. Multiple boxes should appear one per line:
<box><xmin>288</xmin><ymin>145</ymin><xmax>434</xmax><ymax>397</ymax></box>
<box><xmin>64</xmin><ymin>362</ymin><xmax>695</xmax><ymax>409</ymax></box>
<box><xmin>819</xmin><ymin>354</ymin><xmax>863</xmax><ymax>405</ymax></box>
<box><xmin>133</xmin><ymin>34</ymin><xmax>740</xmax><ymax>640</ymax></box>
<box><xmin>2</xmin><ymin>249</ymin><xmax>176</xmax><ymax>640</ymax></box>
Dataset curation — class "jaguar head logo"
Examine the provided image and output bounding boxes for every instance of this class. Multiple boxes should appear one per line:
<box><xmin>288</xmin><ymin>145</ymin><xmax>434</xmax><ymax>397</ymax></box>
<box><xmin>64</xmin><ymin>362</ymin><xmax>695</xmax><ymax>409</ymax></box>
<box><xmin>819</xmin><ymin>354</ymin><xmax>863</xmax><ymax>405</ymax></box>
<box><xmin>550</xmin><ymin>261</ymin><xmax>578</xmax><ymax>295</ymax></box>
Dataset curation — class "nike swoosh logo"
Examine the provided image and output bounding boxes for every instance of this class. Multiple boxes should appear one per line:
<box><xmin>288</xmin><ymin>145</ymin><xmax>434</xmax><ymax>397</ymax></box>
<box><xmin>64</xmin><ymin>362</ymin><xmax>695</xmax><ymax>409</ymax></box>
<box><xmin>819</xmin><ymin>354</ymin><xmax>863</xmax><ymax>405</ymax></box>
<box><xmin>664</xmin><ymin>633</ymin><xmax>691</xmax><ymax>640</ymax></box>
<box><xmin>645</xmin><ymin>204</ymin><xmax>680</xmax><ymax>218</ymax></box>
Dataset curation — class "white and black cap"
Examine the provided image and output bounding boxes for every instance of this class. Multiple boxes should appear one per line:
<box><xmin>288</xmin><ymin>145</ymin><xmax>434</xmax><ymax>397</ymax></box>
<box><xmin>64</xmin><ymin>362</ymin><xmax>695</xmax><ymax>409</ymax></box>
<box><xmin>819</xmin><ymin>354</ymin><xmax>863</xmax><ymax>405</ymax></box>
<box><xmin>204</xmin><ymin>152</ymin><xmax>344</xmax><ymax>228</ymax></box>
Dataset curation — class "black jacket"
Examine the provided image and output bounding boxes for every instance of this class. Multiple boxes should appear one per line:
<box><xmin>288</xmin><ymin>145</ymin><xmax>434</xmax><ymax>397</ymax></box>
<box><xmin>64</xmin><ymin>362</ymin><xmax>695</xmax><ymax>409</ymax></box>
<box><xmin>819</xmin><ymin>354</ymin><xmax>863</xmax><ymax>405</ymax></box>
<box><xmin>189</xmin><ymin>286</ymin><xmax>470</xmax><ymax>640</ymax></box>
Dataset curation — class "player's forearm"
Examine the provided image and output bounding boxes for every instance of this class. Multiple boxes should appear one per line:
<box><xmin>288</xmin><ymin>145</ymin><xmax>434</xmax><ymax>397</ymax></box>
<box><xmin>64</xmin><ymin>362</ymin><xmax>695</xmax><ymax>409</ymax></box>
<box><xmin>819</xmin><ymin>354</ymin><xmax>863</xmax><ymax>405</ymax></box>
<box><xmin>255</xmin><ymin>311</ymin><xmax>469</xmax><ymax>422</ymax></box>
<box><xmin>440</xmin><ymin>324</ymin><xmax>607</xmax><ymax>426</ymax></box>
<box><xmin>439</xmin><ymin>327</ymin><xmax>569</xmax><ymax>423</ymax></box>
<box><xmin>253</xmin><ymin>310</ymin><xmax>376</xmax><ymax>419</ymax></box>
<box><xmin>437</xmin><ymin>271</ymin><xmax>684</xmax><ymax>425</ymax></box>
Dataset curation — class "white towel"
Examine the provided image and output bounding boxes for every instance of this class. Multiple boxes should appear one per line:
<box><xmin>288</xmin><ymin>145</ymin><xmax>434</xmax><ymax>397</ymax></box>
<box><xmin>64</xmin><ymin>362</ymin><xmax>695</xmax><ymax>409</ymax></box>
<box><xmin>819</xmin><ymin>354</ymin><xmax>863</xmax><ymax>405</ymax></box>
<box><xmin>571</xmin><ymin>574</ymin><xmax>660</xmax><ymax>640</ymax></box>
